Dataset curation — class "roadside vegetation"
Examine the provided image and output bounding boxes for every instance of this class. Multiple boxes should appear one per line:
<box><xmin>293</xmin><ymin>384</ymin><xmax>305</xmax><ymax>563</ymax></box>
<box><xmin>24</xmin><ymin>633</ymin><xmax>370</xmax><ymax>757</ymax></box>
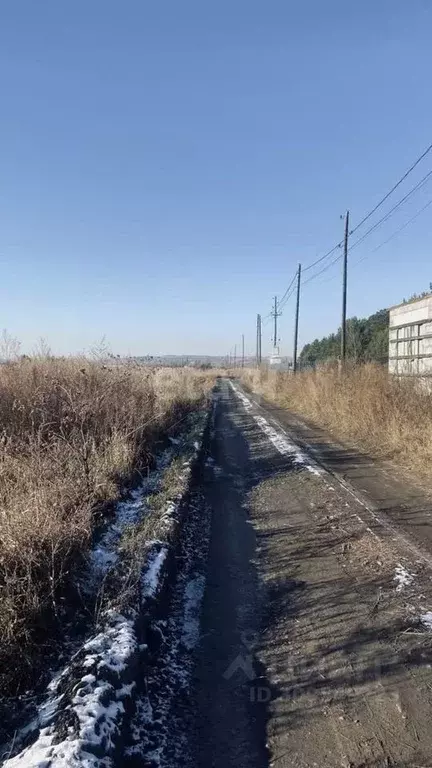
<box><xmin>240</xmin><ymin>364</ymin><xmax>432</xmax><ymax>481</ymax></box>
<box><xmin>300</xmin><ymin>309</ymin><xmax>389</xmax><ymax>367</ymax></box>
<box><xmin>300</xmin><ymin>289</ymin><xmax>432</xmax><ymax>368</ymax></box>
<box><xmin>0</xmin><ymin>357</ymin><xmax>214</xmax><ymax>697</ymax></box>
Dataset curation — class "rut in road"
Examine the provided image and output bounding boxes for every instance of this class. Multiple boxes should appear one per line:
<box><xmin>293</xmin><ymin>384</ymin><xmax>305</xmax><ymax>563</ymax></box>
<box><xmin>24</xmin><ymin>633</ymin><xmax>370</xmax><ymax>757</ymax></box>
<box><xmin>160</xmin><ymin>379</ymin><xmax>432</xmax><ymax>768</ymax></box>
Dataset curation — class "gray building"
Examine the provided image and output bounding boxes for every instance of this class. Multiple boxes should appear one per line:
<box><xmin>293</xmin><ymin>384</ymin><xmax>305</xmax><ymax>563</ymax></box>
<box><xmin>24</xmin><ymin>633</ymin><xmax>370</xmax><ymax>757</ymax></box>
<box><xmin>389</xmin><ymin>294</ymin><xmax>432</xmax><ymax>375</ymax></box>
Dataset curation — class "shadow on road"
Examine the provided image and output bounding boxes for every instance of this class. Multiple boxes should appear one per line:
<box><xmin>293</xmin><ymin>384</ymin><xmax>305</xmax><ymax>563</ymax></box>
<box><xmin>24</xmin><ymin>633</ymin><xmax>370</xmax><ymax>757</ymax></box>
<box><xmin>182</xmin><ymin>382</ymin><xmax>432</xmax><ymax>768</ymax></box>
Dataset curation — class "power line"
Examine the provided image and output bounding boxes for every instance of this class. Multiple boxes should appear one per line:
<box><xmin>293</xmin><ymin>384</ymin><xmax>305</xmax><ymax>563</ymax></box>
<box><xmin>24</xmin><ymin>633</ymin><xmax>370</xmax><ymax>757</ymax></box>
<box><xmin>349</xmin><ymin>167</ymin><xmax>432</xmax><ymax>252</ymax></box>
<box><xmin>351</xmin><ymin>196</ymin><xmax>432</xmax><ymax>269</ymax></box>
<box><xmin>279</xmin><ymin>281</ymin><xmax>297</xmax><ymax>311</ymax></box>
<box><xmin>260</xmin><ymin>267</ymin><xmax>298</xmax><ymax>328</ymax></box>
<box><xmin>303</xmin><ymin>241</ymin><xmax>342</xmax><ymax>273</ymax></box>
<box><xmin>279</xmin><ymin>269</ymin><xmax>299</xmax><ymax>305</ymax></box>
<box><xmin>304</xmin><ymin>195</ymin><xmax>432</xmax><ymax>289</ymax></box>
<box><xmin>256</xmin><ymin>141</ymin><xmax>432</xmax><ymax>353</ymax></box>
<box><xmin>350</xmin><ymin>140</ymin><xmax>432</xmax><ymax>235</ymax></box>
<box><xmin>302</xmin><ymin>251</ymin><xmax>343</xmax><ymax>286</ymax></box>
<box><xmin>279</xmin><ymin>166</ymin><xmax>432</xmax><ymax>292</ymax></box>
<box><xmin>301</xmin><ymin>141</ymin><xmax>432</xmax><ymax>279</ymax></box>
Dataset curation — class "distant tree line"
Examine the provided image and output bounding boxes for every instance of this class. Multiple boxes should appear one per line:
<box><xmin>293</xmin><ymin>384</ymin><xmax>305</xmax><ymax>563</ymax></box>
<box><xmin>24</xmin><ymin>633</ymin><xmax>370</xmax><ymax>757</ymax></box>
<box><xmin>402</xmin><ymin>283</ymin><xmax>432</xmax><ymax>304</ymax></box>
<box><xmin>300</xmin><ymin>308</ymin><xmax>389</xmax><ymax>367</ymax></box>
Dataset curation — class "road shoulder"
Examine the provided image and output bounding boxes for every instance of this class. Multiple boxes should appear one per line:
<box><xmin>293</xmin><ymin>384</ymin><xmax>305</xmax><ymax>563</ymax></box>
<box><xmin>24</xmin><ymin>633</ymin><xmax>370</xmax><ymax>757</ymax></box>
<box><xmin>231</xmin><ymin>380</ymin><xmax>432</xmax><ymax>767</ymax></box>
<box><xmin>238</xmin><ymin>380</ymin><xmax>432</xmax><ymax>559</ymax></box>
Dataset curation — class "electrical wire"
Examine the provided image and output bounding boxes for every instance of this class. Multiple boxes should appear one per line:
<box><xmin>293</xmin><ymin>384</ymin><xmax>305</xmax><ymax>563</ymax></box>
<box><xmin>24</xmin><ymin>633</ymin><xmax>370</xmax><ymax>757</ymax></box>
<box><xmin>304</xmin><ymin>195</ymin><xmax>432</xmax><ymax>289</ymax></box>
<box><xmin>260</xmin><ymin>266</ymin><xmax>298</xmax><ymax>328</ymax></box>
<box><xmin>279</xmin><ymin>283</ymin><xmax>297</xmax><ymax>311</ymax></box>
<box><xmin>258</xmin><ymin>141</ymin><xmax>432</xmax><ymax>324</ymax></box>
<box><xmin>351</xmin><ymin>196</ymin><xmax>432</xmax><ymax>269</ymax></box>
<box><xmin>301</xmin><ymin>141</ymin><xmax>432</xmax><ymax>278</ymax></box>
<box><xmin>279</xmin><ymin>268</ymin><xmax>298</xmax><ymax>306</ymax></box>
<box><xmin>350</xmin><ymin>140</ymin><xmax>432</xmax><ymax>235</ymax></box>
<box><xmin>349</xmin><ymin>168</ymin><xmax>432</xmax><ymax>252</ymax></box>
<box><xmin>303</xmin><ymin>241</ymin><xmax>342</xmax><ymax>273</ymax></box>
<box><xmin>302</xmin><ymin>251</ymin><xmax>343</xmax><ymax>287</ymax></box>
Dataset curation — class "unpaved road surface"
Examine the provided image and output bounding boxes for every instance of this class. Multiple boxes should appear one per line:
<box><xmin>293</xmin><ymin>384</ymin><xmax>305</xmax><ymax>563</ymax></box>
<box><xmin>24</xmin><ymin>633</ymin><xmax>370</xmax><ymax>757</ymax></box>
<box><xmin>136</xmin><ymin>378</ymin><xmax>432</xmax><ymax>768</ymax></box>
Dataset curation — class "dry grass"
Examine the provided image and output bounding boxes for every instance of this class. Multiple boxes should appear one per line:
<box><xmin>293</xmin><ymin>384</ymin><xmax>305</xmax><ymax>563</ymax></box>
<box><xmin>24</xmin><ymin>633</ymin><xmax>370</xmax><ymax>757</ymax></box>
<box><xmin>0</xmin><ymin>357</ymin><xmax>215</xmax><ymax>692</ymax></box>
<box><xmin>240</xmin><ymin>364</ymin><xmax>432</xmax><ymax>480</ymax></box>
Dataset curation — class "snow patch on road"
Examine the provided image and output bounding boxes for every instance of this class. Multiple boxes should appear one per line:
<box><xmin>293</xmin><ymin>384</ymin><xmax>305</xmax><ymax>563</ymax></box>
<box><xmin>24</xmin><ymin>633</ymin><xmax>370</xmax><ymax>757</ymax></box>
<box><xmin>393</xmin><ymin>564</ymin><xmax>414</xmax><ymax>592</ymax></box>
<box><xmin>205</xmin><ymin>456</ymin><xmax>222</xmax><ymax>476</ymax></box>
<box><xmin>232</xmin><ymin>386</ymin><xmax>254</xmax><ymax>412</ymax></box>
<box><xmin>229</xmin><ymin>382</ymin><xmax>322</xmax><ymax>476</ymax></box>
<box><xmin>181</xmin><ymin>574</ymin><xmax>206</xmax><ymax>650</ymax></box>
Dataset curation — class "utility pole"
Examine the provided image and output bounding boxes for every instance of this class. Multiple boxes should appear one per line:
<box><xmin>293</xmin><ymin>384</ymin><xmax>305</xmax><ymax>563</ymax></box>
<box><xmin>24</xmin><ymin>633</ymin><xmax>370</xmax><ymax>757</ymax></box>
<box><xmin>256</xmin><ymin>314</ymin><xmax>262</xmax><ymax>366</ymax></box>
<box><xmin>258</xmin><ymin>314</ymin><xmax>261</xmax><ymax>365</ymax></box>
<box><xmin>271</xmin><ymin>296</ymin><xmax>282</xmax><ymax>348</ymax></box>
<box><xmin>234</xmin><ymin>344</ymin><xmax>237</xmax><ymax>368</ymax></box>
<box><xmin>341</xmin><ymin>210</ymin><xmax>349</xmax><ymax>363</ymax></box>
<box><xmin>241</xmin><ymin>334</ymin><xmax>244</xmax><ymax>368</ymax></box>
<box><xmin>293</xmin><ymin>263</ymin><xmax>302</xmax><ymax>373</ymax></box>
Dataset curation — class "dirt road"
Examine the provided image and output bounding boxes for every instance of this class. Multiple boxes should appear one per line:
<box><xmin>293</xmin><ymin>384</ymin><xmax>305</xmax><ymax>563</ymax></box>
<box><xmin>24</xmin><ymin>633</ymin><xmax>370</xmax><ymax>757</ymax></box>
<box><xmin>167</xmin><ymin>378</ymin><xmax>432</xmax><ymax>768</ymax></box>
<box><xmin>8</xmin><ymin>377</ymin><xmax>432</xmax><ymax>768</ymax></box>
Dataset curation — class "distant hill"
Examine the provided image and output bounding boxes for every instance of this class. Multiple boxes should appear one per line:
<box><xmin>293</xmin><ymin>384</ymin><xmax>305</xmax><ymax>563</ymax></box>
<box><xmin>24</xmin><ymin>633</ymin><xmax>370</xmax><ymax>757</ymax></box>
<box><xmin>300</xmin><ymin>308</ymin><xmax>389</xmax><ymax>367</ymax></box>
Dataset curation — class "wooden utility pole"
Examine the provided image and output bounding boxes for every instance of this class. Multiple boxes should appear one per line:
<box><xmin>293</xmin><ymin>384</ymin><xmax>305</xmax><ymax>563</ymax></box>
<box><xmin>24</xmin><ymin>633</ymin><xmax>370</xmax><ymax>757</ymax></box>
<box><xmin>256</xmin><ymin>314</ymin><xmax>262</xmax><ymax>366</ymax></box>
<box><xmin>271</xmin><ymin>296</ymin><xmax>282</xmax><ymax>348</ymax></box>
<box><xmin>341</xmin><ymin>211</ymin><xmax>349</xmax><ymax>363</ymax></box>
<box><xmin>293</xmin><ymin>263</ymin><xmax>302</xmax><ymax>373</ymax></box>
<box><xmin>258</xmin><ymin>315</ymin><xmax>261</xmax><ymax>364</ymax></box>
<box><xmin>257</xmin><ymin>315</ymin><xmax>261</xmax><ymax>368</ymax></box>
<box><xmin>241</xmin><ymin>334</ymin><xmax>245</xmax><ymax>368</ymax></box>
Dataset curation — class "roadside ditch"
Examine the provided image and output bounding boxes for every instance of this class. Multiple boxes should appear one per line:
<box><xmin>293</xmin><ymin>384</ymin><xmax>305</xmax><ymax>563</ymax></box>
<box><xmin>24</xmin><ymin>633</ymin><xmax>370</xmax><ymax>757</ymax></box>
<box><xmin>1</xmin><ymin>394</ymin><xmax>216</xmax><ymax>768</ymax></box>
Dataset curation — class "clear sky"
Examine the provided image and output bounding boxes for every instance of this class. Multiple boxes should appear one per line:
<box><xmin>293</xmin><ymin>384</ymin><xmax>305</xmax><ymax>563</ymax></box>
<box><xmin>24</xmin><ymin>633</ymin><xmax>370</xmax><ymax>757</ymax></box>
<box><xmin>1</xmin><ymin>1</ymin><xmax>432</xmax><ymax>358</ymax></box>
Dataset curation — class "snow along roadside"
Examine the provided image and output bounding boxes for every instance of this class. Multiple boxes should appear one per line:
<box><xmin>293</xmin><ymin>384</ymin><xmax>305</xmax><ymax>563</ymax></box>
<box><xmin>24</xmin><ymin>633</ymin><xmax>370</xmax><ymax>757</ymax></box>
<box><xmin>229</xmin><ymin>380</ymin><xmax>322</xmax><ymax>476</ymax></box>
<box><xmin>123</xmin><ymin>386</ymin><xmax>217</xmax><ymax>767</ymax></box>
<box><xmin>231</xmin><ymin>382</ymin><xmax>432</xmax><ymax>637</ymax></box>
<box><xmin>3</xmin><ymin>408</ymin><xmax>210</xmax><ymax>768</ymax></box>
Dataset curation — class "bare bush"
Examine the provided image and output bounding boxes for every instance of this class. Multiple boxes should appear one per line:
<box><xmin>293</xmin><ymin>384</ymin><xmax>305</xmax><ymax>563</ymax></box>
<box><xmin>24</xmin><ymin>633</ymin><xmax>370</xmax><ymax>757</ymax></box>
<box><xmin>0</xmin><ymin>358</ymin><xmax>214</xmax><ymax>693</ymax></box>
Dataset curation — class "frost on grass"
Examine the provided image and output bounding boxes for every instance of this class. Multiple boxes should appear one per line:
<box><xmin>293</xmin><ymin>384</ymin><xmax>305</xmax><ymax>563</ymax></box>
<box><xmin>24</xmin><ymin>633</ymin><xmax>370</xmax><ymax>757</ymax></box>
<box><xmin>142</xmin><ymin>546</ymin><xmax>168</xmax><ymax>598</ymax></box>
<box><xmin>90</xmin><ymin>449</ymin><xmax>172</xmax><ymax>580</ymax></box>
<box><xmin>91</xmin><ymin>486</ymin><xmax>145</xmax><ymax>576</ymax></box>
<box><xmin>393</xmin><ymin>564</ymin><xmax>414</xmax><ymax>592</ymax></box>
<box><xmin>230</xmin><ymin>381</ymin><xmax>322</xmax><ymax>476</ymax></box>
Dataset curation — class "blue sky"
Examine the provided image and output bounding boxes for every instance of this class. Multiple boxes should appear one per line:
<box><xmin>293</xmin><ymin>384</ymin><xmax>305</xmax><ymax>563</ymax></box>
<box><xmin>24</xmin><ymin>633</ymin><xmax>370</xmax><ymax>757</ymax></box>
<box><xmin>1</xmin><ymin>1</ymin><xmax>432</xmax><ymax>357</ymax></box>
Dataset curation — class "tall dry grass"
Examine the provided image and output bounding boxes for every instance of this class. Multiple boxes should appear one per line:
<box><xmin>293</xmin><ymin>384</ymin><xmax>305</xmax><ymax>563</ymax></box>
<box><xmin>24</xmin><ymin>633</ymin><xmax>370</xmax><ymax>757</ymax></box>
<box><xmin>240</xmin><ymin>364</ymin><xmax>432</xmax><ymax>476</ymax></box>
<box><xmin>0</xmin><ymin>358</ymin><xmax>214</xmax><ymax>694</ymax></box>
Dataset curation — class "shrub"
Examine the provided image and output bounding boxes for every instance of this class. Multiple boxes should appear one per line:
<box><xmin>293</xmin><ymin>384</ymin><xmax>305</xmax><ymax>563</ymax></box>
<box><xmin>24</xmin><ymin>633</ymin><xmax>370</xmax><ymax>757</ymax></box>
<box><xmin>0</xmin><ymin>358</ymin><xmax>213</xmax><ymax>694</ymax></box>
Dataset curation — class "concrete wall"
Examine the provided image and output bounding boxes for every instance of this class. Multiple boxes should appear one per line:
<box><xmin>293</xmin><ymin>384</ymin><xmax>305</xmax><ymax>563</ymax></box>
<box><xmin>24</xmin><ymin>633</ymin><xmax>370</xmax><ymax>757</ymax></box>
<box><xmin>389</xmin><ymin>295</ymin><xmax>432</xmax><ymax>375</ymax></box>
